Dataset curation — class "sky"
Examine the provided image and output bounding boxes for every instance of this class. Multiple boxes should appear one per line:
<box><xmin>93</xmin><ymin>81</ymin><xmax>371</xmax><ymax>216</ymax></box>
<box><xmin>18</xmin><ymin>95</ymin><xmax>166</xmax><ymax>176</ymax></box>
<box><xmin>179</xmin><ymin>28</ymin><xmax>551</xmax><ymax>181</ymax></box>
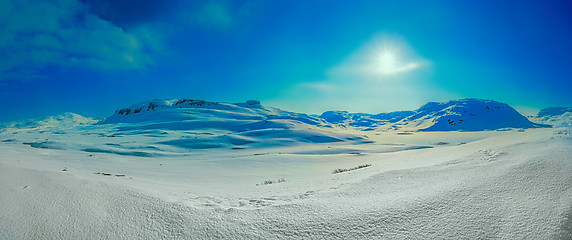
<box><xmin>1</xmin><ymin>0</ymin><xmax>571</xmax><ymax>122</ymax></box>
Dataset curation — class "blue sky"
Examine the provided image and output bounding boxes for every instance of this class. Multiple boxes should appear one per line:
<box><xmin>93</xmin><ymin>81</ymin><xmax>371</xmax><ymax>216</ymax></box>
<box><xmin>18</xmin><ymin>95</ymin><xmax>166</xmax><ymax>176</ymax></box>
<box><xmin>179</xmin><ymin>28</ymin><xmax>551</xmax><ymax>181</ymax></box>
<box><xmin>1</xmin><ymin>0</ymin><xmax>571</xmax><ymax>122</ymax></box>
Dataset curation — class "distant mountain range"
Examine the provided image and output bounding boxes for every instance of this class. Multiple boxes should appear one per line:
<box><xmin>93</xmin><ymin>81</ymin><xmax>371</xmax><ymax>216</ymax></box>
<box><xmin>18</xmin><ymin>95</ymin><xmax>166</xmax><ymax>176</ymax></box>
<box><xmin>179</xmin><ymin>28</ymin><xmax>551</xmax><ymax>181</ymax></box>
<box><xmin>2</xmin><ymin>98</ymin><xmax>570</xmax><ymax>132</ymax></box>
<box><xmin>319</xmin><ymin>98</ymin><xmax>550</xmax><ymax>131</ymax></box>
<box><xmin>0</xmin><ymin>112</ymin><xmax>96</xmax><ymax>129</ymax></box>
<box><xmin>1</xmin><ymin>98</ymin><xmax>568</xmax><ymax>155</ymax></box>
<box><xmin>530</xmin><ymin>107</ymin><xmax>572</xmax><ymax>128</ymax></box>
<box><xmin>319</xmin><ymin>110</ymin><xmax>414</xmax><ymax>130</ymax></box>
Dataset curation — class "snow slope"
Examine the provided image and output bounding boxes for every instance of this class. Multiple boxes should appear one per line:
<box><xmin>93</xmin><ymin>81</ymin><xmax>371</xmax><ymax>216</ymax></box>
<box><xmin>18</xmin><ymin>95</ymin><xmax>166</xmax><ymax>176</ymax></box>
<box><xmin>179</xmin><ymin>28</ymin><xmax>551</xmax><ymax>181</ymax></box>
<box><xmin>97</xmin><ymin>99</ymin><xmax>371</xmax><ymax>150</ymax></box>
<box><xmin>101</xmin><ymin>99</ymin><xmax>324</xmax><ymax>126</ymax></box>
<box><xmin>393</xmin><ymin>98</ymin><xmax>547</xmax><ymax>131</ymax></box>
<box><xmin>0</xmin><ymin>128</ymin><xmax>570</xmax><ymax>239</ymax></box>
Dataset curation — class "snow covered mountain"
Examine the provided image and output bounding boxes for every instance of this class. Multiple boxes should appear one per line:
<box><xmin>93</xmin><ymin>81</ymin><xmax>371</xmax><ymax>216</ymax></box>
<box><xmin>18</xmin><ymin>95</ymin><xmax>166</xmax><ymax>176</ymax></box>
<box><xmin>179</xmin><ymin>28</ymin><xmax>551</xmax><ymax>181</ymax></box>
<box><xmin>0</xmin><ymin>112</ymin><xmax>96</xmax><ymax>129</ymax></box>
<box><xmin>101</xmin><ymin>99</ymin><xmax>324</xmax><ymax>126</ymax></box>
<box><xmin>95</xmin><ymin>99</ymin><xmax>368</xmax><ymax>151</ymax></box>
<box><xmin>100</xmin><ymin>98</ymin><xmax>550</xmax><ymax>133</ymax></box>
<box><xmin>531</xmin><ymin>107</ymin><xmax>572</xmax><ymax>127</ymax></box>
<box><xmin>392</xmin><ymin>98</ymin><xmax>548</xmax><ymax>131</ymax></box>
<box><xmin>1</xmin><ymin>98</ymin><xmax>552</xmax><ymax>135</ymax></box>
<box><xmin>318</xmin><ymin>99</ymin><xmax>548</xmax><ymax>131</ymax></box>
<box><xmin>0</xmin><ymin>99</ymin><xmax>371</xmax><ymax>157</ymax></box>
<box><xmin>319</xmin><ymin>111</ymin><xmax>414</xmax><ymax>129</ymax></box>
<box><xmin>0</xmin><ymin>98</ymin><xmax>556</xmax><ymax>158</ymax></box>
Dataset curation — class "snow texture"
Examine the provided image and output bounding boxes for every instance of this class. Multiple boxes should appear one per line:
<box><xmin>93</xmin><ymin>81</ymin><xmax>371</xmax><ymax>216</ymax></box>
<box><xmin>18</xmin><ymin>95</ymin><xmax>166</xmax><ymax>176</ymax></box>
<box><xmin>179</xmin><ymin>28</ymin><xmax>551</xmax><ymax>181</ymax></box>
<box><xmin>0</xmin><ymin>98</ymin><xmax>570</xmax><ymax>239</ymax></box>
<box><xmin>0</xmin><ymin>127</ymin><xmax>570</xmax><ymax>239</ymax></box>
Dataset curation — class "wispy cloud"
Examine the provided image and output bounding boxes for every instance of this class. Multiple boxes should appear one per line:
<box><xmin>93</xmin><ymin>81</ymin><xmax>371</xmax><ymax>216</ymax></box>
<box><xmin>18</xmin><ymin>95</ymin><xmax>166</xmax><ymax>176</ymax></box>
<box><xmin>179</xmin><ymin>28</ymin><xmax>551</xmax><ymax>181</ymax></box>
<box><xmin>0</xmin><ymin>0</ymin><xmax>160</xmax><ymax>81</ymax></box>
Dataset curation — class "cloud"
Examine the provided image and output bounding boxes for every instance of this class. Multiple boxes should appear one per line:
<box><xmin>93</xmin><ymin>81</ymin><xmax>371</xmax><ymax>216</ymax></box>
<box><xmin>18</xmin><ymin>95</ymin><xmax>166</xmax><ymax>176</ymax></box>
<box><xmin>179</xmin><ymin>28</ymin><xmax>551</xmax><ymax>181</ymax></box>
<box><xmin>0</xmin><ymin>0</ymin><xmax>160</xmax><ymax>81</ymax></box>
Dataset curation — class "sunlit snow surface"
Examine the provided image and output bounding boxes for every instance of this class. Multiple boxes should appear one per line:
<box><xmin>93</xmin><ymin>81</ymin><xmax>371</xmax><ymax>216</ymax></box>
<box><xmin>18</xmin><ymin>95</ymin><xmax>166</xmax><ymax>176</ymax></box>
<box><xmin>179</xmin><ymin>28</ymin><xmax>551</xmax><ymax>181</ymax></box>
<box><xmin>0</xmin><ymin>99</ymin><xmax>571</xmax><ymax>239</ymax></box>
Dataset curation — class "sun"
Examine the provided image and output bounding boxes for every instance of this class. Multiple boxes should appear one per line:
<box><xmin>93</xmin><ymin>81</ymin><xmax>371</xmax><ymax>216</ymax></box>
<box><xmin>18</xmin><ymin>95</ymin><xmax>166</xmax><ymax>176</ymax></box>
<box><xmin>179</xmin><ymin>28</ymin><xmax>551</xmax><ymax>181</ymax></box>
<box><xmin>371</xmin><ymin>44</ymin><xmax>421</xmax><ymax>76</ymax></box>
<box><xmin>377</xmin><ymin>51</ymin><xmax>397</xmax><ymax>74</ymax></box>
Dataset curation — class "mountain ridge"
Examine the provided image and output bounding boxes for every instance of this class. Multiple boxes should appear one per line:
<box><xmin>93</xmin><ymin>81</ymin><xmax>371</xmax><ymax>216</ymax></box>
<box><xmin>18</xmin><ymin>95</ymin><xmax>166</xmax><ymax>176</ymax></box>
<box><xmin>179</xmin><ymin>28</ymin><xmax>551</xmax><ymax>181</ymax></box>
<box><xmin>2</xmin><ymin>98</ymin><xmax>565</xmax><ymax>132</ymax></box>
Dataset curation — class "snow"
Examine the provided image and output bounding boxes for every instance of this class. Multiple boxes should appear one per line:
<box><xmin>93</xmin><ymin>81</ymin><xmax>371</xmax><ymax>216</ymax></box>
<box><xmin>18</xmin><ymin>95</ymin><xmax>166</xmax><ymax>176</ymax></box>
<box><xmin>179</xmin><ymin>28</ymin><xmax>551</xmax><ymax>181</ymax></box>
<box><xmin>0</xmin><ymin>98</ymin><xmax>570</xmax><ymax>239</ymax></box>
<box><xmin>319</xmin><ymin>110</ymin><xmax>414</xmax><ymax>129</ymax></box>
<box><xmin>394</xmin><ymin>98</ymin><xmax>547</xmax><ymax>131</ymax></box>
<box><xmin>538</xmin><ymin>107</ymin><xmax>572</xmax><ymax>117</ymax></box>
<box><xmin>532</xmin><ymin>107</ymin><xmax>572</xmax><ymax>128</ymax></box>
<box><xmin>0</xmin><ymin>112</ymin><xmax>96</xmax><ymax>129</ymax></box>
<box><xmin>318</xmin><ymin>99</ymin><xmax>547</xmax><ymax>131</ymax></box>
<box><xmin>102</xmin><ymin>99</ymin><xmax>325</xmax><ymax>126</ymax></box>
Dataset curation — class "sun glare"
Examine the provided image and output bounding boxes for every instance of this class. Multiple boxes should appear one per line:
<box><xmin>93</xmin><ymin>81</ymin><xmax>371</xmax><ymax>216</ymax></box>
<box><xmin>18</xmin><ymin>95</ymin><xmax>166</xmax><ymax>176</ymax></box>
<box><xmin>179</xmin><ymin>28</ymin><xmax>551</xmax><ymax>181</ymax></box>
<box><xmin>378</xmin><ymin>51</ymin><xmax>397</xmax><ymax>74</ymax></box>
<box><xmin>361</xmin><ymin>35</ymin><xmax>426</xmax><ymax>77</ymax></box>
